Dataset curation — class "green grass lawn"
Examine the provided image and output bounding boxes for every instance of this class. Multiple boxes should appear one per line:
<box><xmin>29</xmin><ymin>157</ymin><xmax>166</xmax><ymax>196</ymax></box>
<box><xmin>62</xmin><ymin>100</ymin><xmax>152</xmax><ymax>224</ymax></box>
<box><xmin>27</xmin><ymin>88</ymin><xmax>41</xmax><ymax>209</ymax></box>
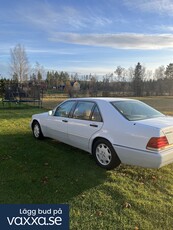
<box><xmin>1</xmin><ymin>97</ymin><xmax>173</xmax><ymax>229</ymax></box>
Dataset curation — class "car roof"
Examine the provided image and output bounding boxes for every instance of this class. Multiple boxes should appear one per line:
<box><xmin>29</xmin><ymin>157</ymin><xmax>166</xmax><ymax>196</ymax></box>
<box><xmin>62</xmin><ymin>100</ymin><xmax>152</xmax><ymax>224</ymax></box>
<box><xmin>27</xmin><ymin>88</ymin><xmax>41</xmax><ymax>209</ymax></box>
<box><xmin>66</xmin><ymin>97</ymin><xmax>136</xmax><ymax>102</ymax></box>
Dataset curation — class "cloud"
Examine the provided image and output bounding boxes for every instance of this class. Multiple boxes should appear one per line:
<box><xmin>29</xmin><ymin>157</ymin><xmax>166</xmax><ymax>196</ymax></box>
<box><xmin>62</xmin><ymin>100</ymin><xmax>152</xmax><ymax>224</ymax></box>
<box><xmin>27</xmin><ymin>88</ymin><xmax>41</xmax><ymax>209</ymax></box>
<box><xmin>27</xmin><ymin>48</ymin><xmax>76</xmax><ymax>55</ymax></box>
<box><xmin>0</xmin><ymin>42</ymin><xmax>16</xmax><ymax>55</ymax></box>
<box><xmin>155</xmin><ymin>25</ymin><xmax>173</xmax><ymax>32</ymax></box>
<box><xmin>17</xmin><ymin>3</ymin><xmax>113</xmax><ymax>32</ymax></box>
<box><xmin>0</xmin><ymin>62</ymin><xmax>9</xmax><ymax>76</ymax></box>
<box><xmin>50</xmin><ymin>32</ymin><xmax>173</xmax><ymax>50</ymax></box>
<box><xmin>63</xmin><ymin>66</ymin><xmax>115</xmax><ymax>76</ymax></box>
<box><xmin>123</xmin><ymin>0</ymin><xmax>173</xmax><ymax>15</ymax></box>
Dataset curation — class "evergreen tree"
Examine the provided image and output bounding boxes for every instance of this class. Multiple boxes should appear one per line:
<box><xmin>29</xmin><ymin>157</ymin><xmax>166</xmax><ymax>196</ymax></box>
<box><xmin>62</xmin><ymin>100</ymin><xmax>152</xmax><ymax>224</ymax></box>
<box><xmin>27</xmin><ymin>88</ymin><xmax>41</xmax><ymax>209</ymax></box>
<box><xmin>0</xmin><ymin>78</ymin><xmax>5</xmax><ymax>99</ymax></box>
<box><xmin>165</xmin><ymin>63</ymin><xmax>173</xmax><ymax>95</ymax></box>
<box><xmin>165</xmin><ymin>63</ymin><xmax>173</xmax><ymax>79</ymax></box>
<box><xmin>133</xmin><ymin>62</ymin><xmax>144</xmax><ymax>96</ymax></box>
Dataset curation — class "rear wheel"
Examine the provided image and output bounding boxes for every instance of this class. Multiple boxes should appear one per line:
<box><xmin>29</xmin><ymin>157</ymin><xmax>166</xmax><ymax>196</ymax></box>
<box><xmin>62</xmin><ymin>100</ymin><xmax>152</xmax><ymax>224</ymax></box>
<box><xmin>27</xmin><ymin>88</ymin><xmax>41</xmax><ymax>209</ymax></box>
<box><xmin>32</xmin><ymin>121</ymin><xmax>44</xmax><ymax>139</ymax></box>
<box><xmin>93</xmin><ymin>139</ymin><xmax>121</xmax><ymax>170</ymax></box>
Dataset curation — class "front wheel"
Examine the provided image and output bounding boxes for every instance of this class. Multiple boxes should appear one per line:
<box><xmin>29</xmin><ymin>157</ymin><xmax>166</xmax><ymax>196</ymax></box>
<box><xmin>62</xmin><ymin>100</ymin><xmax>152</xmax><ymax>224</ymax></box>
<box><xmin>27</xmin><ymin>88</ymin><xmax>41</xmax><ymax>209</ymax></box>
<box><xmin>93</xmin><ymin>139</ymin><xmax>121</xmax><ymax>170</ymax></box>
<box><xmin>32</xmin><ymin>121</ymin><xmax>44</xmax><ymax>140</ymax></box>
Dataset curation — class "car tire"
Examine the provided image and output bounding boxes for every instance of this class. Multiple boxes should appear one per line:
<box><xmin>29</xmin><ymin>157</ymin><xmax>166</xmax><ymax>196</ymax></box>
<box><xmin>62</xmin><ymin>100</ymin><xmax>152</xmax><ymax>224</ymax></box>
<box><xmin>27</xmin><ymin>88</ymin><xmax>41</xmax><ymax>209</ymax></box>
<box><xmin>32</xmin><ymin>121</ymin><xmax>44</xmax><ymax>140</ymax></box>
<box><xmin>93</xmin><ymin>139</ymin><xmax>121</xmax><ymax>170</ymax></box>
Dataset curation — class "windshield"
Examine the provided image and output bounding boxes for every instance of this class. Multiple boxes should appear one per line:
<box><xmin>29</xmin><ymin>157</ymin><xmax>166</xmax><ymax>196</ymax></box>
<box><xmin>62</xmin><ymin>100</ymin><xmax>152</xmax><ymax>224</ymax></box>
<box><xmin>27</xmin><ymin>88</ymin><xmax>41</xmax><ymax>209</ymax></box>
<box><xmin>111</xmin><ymin>100</ymin><xmax>165</xmax><ymax>121</ymax></box>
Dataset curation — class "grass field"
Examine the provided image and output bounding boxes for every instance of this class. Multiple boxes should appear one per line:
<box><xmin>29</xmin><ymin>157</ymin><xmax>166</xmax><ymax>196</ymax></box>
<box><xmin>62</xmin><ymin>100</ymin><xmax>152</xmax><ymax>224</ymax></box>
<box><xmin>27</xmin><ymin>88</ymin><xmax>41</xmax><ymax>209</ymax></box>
<box><xmin>1</xmin><ymin>96</ymin><xmax>173</xmax><ymax>229</ymax></box>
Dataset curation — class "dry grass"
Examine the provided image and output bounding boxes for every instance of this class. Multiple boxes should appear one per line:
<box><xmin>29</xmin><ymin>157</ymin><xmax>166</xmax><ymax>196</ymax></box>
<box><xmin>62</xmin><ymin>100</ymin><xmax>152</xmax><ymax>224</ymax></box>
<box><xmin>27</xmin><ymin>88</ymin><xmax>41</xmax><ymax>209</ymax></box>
<box><xmin>134</xmin><ymin>96</ymin><xmax>173</xmax><ymax>115</ymax></box>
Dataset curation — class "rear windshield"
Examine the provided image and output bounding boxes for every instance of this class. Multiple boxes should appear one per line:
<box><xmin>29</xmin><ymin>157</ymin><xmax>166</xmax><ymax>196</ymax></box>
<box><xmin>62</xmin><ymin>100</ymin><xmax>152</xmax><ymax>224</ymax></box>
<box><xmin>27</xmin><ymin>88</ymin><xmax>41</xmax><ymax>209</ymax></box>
<box><xmin>111</xmin><ymin>100</ymin><xmax>164</xmax><ymax>121</ymax></box>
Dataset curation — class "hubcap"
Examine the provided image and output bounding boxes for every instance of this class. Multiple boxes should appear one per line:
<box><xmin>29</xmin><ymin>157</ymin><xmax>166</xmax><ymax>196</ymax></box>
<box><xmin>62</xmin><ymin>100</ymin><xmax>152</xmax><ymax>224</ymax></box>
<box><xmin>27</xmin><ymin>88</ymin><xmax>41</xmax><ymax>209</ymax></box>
<box><xmin>96</xmin><ymin>143</ymin><xmax>112</xmax><ymax>166</ymax></box>
<box><xmin>33</xmin><ymin>124</ymin><xmax>40</xmax><ymax>138</ymax></box>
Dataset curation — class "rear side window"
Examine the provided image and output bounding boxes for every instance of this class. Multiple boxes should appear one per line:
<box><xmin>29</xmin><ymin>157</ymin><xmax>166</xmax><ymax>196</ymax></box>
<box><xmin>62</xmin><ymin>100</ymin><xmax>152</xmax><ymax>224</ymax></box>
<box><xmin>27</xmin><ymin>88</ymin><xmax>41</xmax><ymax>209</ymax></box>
<box><xmin>73</xmin><ymin>102</ymin><xmax>95</xmax><ymax>120</ymax></box>
<box><xmin>54</xmin><ymin>101</ymin><xmax>76</xmax><ymax>117</ymax></box>
<box><xmin>91</xmin><ymin>106</ymin><xmax>102</xmax><ymax>122</ymax></box>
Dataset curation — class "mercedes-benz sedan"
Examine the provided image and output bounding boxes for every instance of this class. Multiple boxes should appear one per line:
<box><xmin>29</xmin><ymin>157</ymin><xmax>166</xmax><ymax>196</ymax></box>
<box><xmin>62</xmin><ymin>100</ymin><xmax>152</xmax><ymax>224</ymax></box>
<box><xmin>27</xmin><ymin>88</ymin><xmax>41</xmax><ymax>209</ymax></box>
<box><xmin>31</xmin><ymin>98</ymin><xmax>173</xmax><ymax>169</ymax></box>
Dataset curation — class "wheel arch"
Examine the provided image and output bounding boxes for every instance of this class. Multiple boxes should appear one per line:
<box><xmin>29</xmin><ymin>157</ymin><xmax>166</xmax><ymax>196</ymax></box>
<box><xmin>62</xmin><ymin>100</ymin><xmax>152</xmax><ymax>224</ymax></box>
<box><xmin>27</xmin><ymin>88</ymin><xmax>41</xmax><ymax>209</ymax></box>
<box><xmin>91</xmin><ymin>136</ymin><xmax>121</xmax><ymax>169</ymax></box>
<box><xmin>31</xmin><ymin>119</ymin><xmax>40</xmax><ymax>129</ymax></box>
<box><xmin>31</xmin><ymin>119</ymin><xmax>44</xmax><ymax>139</ymax></box>
<box><xmin>91</xmin><ymin>137</ymin><xmax>113</xmax><ymax>155</ymax></box>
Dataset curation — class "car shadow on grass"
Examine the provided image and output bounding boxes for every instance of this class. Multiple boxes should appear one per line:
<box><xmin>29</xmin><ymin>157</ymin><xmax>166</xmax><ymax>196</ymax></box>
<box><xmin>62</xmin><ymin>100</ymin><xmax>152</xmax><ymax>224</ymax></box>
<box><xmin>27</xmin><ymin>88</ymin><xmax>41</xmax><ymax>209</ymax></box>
<box><xmin>0</xmin><ymin>132</ymin><xmax>107</xmax><ymax>204</ymax></box>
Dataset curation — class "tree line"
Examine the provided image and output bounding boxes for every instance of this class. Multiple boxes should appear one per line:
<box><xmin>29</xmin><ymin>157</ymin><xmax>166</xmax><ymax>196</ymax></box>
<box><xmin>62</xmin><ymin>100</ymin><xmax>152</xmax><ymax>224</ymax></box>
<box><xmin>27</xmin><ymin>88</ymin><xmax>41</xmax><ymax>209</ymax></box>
<box><xmin>1</xmin><ymin>44</ymin><xmax>173</xmax><ymax>97</ymax></box>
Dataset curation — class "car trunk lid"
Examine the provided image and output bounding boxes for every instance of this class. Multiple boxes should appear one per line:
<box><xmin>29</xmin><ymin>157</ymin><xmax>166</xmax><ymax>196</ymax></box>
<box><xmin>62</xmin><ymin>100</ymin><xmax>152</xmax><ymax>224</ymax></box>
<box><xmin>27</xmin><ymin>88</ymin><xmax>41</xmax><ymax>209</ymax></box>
<box><xmin>135</xmin><ymin>116</ymin><xmax>173</xmax><ymax>146</ymax></box>
<box><xmin>162</xmin><ymin>127</ymin><xmax>173</xmax><ymax>145</ymax></box>
<box><xmin>135</xmin><ymin>116</ymin><xmax>173</xmax><ymax>129</ymax></box>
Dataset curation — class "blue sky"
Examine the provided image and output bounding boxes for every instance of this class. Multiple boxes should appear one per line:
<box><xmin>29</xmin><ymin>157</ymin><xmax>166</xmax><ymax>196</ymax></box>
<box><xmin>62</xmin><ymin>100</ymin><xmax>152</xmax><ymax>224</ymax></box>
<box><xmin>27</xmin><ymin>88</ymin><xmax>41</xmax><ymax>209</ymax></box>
<box><xmin>1</xmin><ymin>0</ymin><xmax>173</xmax><ymax>77</ymax></box>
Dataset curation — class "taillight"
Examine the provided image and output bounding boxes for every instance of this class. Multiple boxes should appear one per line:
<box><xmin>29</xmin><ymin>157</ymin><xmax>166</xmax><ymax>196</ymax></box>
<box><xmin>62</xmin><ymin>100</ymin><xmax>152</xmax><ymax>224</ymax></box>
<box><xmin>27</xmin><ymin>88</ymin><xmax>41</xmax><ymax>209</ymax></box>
<box><xmin>146</xmin><ymin>136</ymin><xmax>169</xmax><ymax>150</ymax></box>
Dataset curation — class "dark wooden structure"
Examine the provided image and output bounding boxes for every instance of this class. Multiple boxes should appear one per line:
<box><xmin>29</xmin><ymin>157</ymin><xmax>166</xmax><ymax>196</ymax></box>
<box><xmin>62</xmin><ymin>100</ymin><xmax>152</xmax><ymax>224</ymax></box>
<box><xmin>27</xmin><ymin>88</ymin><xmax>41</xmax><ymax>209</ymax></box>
<box><xmin>2</xmin><ymin>83</ymin><xmax>42</xmax><ymax>107</ymax></box>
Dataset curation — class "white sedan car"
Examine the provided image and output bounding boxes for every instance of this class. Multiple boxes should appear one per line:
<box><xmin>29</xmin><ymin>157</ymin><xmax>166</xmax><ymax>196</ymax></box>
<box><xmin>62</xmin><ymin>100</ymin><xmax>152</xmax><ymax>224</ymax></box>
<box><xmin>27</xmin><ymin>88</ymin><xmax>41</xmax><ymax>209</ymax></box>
<box><xmin>31</xmin><ymin>98</ymin><xmax>173</xmax><ymax>169</ymax></box>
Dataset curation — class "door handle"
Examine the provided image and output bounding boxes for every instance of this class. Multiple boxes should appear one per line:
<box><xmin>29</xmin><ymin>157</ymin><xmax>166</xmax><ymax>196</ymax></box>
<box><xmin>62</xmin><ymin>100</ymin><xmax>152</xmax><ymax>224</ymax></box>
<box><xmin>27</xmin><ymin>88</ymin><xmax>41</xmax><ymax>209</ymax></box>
<box><xmin>62</xmin><ymin>120</ymin><xmax>68</xmax><ymax>123</ymax></box>
<box><xmin>90</xmin><ymin>124</ymin><xmax>98</xmax><ymax>127</ymax></box>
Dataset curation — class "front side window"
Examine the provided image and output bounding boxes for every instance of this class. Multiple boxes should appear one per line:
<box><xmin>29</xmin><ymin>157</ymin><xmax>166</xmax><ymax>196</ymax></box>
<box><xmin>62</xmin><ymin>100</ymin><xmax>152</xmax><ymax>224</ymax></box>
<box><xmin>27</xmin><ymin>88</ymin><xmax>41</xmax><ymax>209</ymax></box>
<box><xmin>73</xmin><ymin>102</ymin><xmax>95</xmax><ymax>120</ymax></box>
<box><xmin>54</xmin><ymin>101</ymin><xmax>76</xmax><ymax>117</ymax></box>
<box><xmin>111</xmin><ymin>100</ymin><xmax>164</xmax><ymax>121</ymax></box>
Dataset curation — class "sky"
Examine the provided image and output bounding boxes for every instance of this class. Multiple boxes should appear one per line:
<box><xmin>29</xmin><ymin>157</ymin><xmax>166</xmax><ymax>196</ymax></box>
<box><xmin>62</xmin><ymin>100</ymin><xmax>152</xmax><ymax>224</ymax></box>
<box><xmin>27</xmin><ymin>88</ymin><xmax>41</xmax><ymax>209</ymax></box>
<box><xmin>1</xmin><ymin>0</ymin><xmax>173</xmax><ymax>77</ymax></box>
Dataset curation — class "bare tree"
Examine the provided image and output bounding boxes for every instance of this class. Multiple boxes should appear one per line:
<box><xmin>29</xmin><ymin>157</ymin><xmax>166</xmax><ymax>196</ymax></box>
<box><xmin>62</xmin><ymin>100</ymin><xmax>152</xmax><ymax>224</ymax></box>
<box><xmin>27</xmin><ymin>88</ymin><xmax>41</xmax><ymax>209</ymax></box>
<box><xmin>34</xmin><ymin>62</ymin><xmax>45</xmax><ymax>82</ymax></box>
<box><xmin>10</xmin><ymin>44</ymin><xmax>29</xmax><ymax>82</ymax></box>
<box><xmin>89</xmin><ymin>75</ymin><xmax>98</xmax><ymax>96</ymax></box>
<box><xmin>114</xmin><ymin>66</ymin><xmax>125</xmax><ymax>82</ymax></box>
<box><xmin>154</xmin><ymin>66</ymin><xmax>165</xmax><ymax>80</ymax></box>
<box><xmin>114</xmin><ymin>66</ymin><xmax>127</xmax><ymax>95</ymax></box>
<box><xmin>128</xmin><ymin>67</ymin><xmax>135</xmax><ymax>82</ymax></box>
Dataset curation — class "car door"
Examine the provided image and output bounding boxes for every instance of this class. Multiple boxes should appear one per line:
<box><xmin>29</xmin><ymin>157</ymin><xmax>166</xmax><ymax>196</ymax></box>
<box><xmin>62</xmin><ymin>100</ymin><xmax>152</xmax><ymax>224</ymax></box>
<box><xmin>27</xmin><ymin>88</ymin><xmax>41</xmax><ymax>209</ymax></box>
<box><xmin>45</xmin><ymin>100</ymin><xmax>76</xmax><ymax>143</ymax></box>
<box><xmin>68</xmin><ymin>101</ymin><xmax>103</xmax><ymax>151</ymax></box>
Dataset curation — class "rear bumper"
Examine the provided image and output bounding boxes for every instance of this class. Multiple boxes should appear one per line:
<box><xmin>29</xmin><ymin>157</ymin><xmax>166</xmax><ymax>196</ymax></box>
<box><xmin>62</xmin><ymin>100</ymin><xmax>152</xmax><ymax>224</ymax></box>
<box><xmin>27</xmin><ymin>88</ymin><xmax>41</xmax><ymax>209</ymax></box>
<box><xmin>158</xmin><ymin>148</ymin><xmax>173</xmax><ymax>168</ymax></box>
<box><xmin>113</xmin><ymin>144</ymin><xmax>173</xmax><ymax>168</ymax></box>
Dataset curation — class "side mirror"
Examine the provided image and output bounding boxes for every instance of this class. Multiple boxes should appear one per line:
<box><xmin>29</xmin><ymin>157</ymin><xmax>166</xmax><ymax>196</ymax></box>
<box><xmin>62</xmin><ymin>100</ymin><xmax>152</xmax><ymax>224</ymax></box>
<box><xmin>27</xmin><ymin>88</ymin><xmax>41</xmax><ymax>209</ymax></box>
<box><xmin>48</xmin><ymin>110</ymin><xmax>53</xmax><ymax>116</ymax></box>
